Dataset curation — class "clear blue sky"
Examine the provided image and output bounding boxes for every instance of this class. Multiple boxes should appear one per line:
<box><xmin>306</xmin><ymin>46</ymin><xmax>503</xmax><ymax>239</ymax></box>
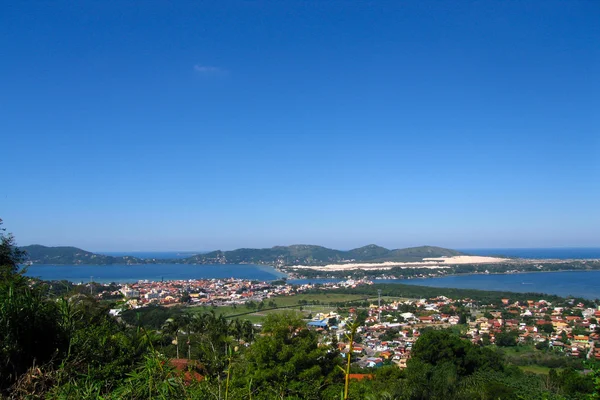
<box><xmin>1</xmin><ymin>1</ymin><xmax>599</xmax><ymax>251</ymax></box>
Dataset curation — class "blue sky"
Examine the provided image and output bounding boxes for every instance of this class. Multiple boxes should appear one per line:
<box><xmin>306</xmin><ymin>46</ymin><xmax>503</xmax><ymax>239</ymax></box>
<box><xmin>1</xmin><ymin>1</ymin><xmax>599</xmax><ymax>251</ymax></box>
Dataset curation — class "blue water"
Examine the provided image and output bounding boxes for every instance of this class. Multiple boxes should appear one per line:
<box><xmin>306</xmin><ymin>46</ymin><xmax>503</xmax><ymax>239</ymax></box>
<box><xmin>393</xmin><ymin>271</ymin><xmax>600</xmax><ymax>299</ymax></box>
<box><xmin>461</xmin><ymin>248</ymin><xmax>600</xmax><ymax>259</ymax></box>
<box><xmin>294</xmin><ymin>271</ymin><xmax>600</xmax><ymax>299</ymax></box>
<box><xmin>24</xmin><ymin>264</ymin><xmax>285</xmax><ymax>283</ymax></box>
<box><xmin>23</xmin><ymin>264</ymin><xmax>600</xmax><ymax>299</ymax></box>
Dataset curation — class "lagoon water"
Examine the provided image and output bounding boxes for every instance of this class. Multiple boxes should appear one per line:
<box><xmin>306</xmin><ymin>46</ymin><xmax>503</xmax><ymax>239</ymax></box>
<box><xmin>290</xmin><ymin>271</ymin><xmax>600</xmax><ymax>299</ymax></box>
<box><xmin>24</xmin><ymin>264</ymin><xmax>285</xmax><ymax>283</ymax></box>
<box><xmin>24</xmin><ymin>264</ymin><xmax>600</xmax><ymax>299</ymax></box>
<box><xmin>379</xmin><ymin>270</ymin><xmax>600</xmax><ymax>300</ymax></box>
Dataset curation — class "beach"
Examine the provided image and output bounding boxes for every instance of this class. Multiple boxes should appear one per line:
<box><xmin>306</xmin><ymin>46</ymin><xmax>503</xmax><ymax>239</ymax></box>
<box><xmin>289</xmin><ymin>255</ymin><xmax>511</xmax><ymax>271</ymax></box>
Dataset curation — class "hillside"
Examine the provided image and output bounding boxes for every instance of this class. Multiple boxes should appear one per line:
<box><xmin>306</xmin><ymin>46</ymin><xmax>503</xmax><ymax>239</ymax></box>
<box><xmin>21</xmin><ymin>245</ymin><xmax>146</xmax><ymax>265</ymax></box>
<box><xmin>372</xmin><ymin>245</ymin><xmax>464</xmax><ymax>262</ymax></box>
<box><xmin>147</xmin><ymin>244</ymin><xmax>465</xmax><ymax>266</ymax></box>
<box><xmin>183</xmin><ymin>245</ymin><xmax>347</xmax><ymax>266</ymax></box>
<box><xmin>20</xmin><ymin>244</ymin><xmax>466</xmax><ymax>266</ymax></box>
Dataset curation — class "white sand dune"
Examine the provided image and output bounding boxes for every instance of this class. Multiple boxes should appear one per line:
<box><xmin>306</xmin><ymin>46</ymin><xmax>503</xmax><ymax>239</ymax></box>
<box><xmin>289</xmin><ymin>255</ymin><xmax>510</xmax><ymax>271</ymax></box>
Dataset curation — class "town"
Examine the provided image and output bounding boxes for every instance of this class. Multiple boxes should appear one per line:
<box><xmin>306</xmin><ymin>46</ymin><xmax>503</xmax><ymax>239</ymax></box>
<box><xmin>90</xmin><ymin>277</ymin><xmax>600</xmax><ymax>371</ymax></box>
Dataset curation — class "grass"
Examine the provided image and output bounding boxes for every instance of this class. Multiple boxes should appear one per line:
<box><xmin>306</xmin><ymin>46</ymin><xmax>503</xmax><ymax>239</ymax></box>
<box><xmin>184</xmin><ymin>292</ymin><xmax>395</xmax><ymax>323</ymax></box>
<box><xmin>270</xmin><ymin>293</ymin><xmax>368</xmax><ymax>307</ymax></box>
<box><xmin>501</xmin><ymin>345</ymin><xmax>537</xmax><ymax>355</ymax></box>
<box><xmin>519</xmin><ymin>365</ymin><xmax>558</xmax><ymax>375</ymax></box>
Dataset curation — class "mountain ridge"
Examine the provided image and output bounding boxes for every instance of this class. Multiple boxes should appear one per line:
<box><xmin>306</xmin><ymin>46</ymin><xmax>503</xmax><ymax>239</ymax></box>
<box><xmin>20</xmin><ymin>244</ymin><xmax>465</xmax><ymax>266</ymax></box>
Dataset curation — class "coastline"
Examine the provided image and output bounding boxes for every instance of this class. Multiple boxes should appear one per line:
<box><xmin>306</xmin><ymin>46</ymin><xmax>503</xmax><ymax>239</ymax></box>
<box><xmin>383</xmin><ymin>267</ymin><xmax>600</xmax><ymax>281</ymax></box>
<box><xmin>281</xmin><ymin>258</ymin><xmax>600</xmax><ymax>280</ymax></box>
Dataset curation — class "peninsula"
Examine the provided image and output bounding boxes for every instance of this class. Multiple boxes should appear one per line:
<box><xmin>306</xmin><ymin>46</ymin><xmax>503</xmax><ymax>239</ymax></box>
<box><xmin>21</xmin><ymin>244</ymin><xmax>465</xmax><ymax>266</ymax></box>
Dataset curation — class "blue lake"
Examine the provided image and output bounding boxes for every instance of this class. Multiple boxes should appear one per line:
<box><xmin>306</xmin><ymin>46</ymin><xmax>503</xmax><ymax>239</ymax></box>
<box><xmin>23</xmin><ymin>265</ymin><xmax>600</xmax><ymax>299</ymax></box>
<box><xmin>293</xmin><ymin>271</ymin><xmax>600</xmax><ymax>299</ymax></box>
<box><xmin>394</xmin><ymin>270</ymin><xmax>600</xmax><ymax>299</ymax></box>
<box><xmin>24</xmin><ymin>264</ymin><xmax>286</xmax><ymax>283</ymax></box>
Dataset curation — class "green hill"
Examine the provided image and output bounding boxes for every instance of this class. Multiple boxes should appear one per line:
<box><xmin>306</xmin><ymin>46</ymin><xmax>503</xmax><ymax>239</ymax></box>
<box><xmin>373</xmin><ymin>245</ymin><xmax>464</xmax><ymax>262</ymax></box>
<box><xmin>21</xmin><ymin>245</ymin><xmax>145</xmax><ymax>265</ymax></box>
<box><xmin>345</xmin><ymin>244</ymin><xmax>390</xmax><ymax>260</ymax></box>
<box><xmin>180</xmin><ymin>244</ymin><xmax>465</xmax><ymax>266</ymax></box>
<box><xmin>20</xmin><ymin>244</ymin><xmax>466</xmax><ymax>266</ymax></box>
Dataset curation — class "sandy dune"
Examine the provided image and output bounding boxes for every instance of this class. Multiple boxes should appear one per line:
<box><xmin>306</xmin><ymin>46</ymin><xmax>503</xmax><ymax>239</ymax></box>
<box><xmin>289</xmin><ymin>255</ymin><xmax>510</xmax><ymax>271</ymax></box>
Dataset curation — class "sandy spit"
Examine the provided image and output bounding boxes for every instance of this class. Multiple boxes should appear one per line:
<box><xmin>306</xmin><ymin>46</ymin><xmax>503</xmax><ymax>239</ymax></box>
<box><xmin>288</xmin><ymin>255</ymin><xmax>511</xmax><ymax>272</ymax></box>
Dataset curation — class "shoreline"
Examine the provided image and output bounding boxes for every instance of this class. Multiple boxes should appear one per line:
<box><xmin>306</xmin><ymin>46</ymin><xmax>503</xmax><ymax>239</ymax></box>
<box><xmin>283</xmin><ymin>262</ymin><xmax>600</xmax><ymax>281</ymax></box>
<box><xmin>288</xmin><ymin>268</ymin><xmax>600</xmax><ymax>282</ymax></box>
<box><xmin>383</xmin><ymin>267</ymin><xmax>600</xmax><ymax>281</ymax></box>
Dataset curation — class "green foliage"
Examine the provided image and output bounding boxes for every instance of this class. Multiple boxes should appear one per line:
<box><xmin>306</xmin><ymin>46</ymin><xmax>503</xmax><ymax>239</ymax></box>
<box><xmin>240</xmin><ymin>312</ymin><xmax>341</xmax><ymax>399</ymax></box>
<box><xmin>410</xmin><ymin>330</ymin><xmax>503</xmax><ymax>377</ymax></box>
<box><xmin>0</xmin><ymin>279</ymin><xmax>65</xmax><ymax>391</ymax></box>
<box><xmin>324</xmin><ymin>283</ymin><xmax>564</xmax><ymax>305</ymax></box>
<box><xmin>121</xmin><ymin>305</ymin><xmax>183</xmax><ymax>329</ymax></box>
<box><xmin>0</xmin><ymin>219</ymin><xmax>26</xmax><ymax>276</ymax></box>
<box><xmin>496</xmin><ymin>330</ymin><xmax>519</xmax><ymax>347</ymax></box>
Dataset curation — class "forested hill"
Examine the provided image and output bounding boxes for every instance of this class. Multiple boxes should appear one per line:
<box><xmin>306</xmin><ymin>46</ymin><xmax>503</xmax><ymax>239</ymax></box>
<box><xmin>21</xmin><ymin>245</ymin><xmax>146</xmax><ymax>265</ymax></box>
<box><xmin>187</xmin><ymin>245</ymin><xmax>464</xmax><ymax>266</ymax></box>
<box><xmin>20</xmin><ymin>244</ymin><xmax>464</xmax><ymax>266</ymax></box>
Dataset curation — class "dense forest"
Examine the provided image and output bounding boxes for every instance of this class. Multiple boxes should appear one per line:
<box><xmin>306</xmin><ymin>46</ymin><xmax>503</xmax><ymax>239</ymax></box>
<box><xmin>2</xmin><ymin>222</ymin><xmax>600</xmax><ymax>399</ymax></box>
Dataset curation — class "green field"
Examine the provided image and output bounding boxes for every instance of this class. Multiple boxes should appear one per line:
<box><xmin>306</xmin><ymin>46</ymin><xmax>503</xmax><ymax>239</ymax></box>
<box><xmin>501</xmin><ymin>345</ymin><xmax>537</xmax><ymax>355</ymax></box>
<box><xmin>519</xmin><ymin>365</ymin><xmax>557</xmax><ymax>375</ymax></box>
<box><xmin>271</xmin><ymin>293</ymin><xmax>369</xmax><ymax>306</ymax></box>
<box><xmin>184</xmin><ymin>292</ymin><xmax>395</xmax><ymax>323</ymax></box>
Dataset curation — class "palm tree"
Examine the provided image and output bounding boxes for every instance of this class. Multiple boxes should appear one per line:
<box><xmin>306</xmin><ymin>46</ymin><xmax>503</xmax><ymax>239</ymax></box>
<box><xmin>175</xmin><ymin>314</ymin><xmax>191</xmax><ymax>359</ymax></box>
<box><xmin>161</xmin><ymin>317</ymin><xmax>181</xmax><ymax>358</ymax></box>
<box><xmin>242</xmin><ymin>320</ymin><xmax>255</xmax><ymax>343</ymax></box>
<box><xmin>190</xmin><ymin>313</ymin><xmax>209</xmax><ymax>336</ymax></box>
<box><xmin>229</xmin><ymin>319</ymin><xmax>243</xmax><ymax>342</ymax></box>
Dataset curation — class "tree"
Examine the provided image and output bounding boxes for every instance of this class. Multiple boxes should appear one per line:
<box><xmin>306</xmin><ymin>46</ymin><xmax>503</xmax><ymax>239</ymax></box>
<box><xmin>162</xmin><ymin>317</ymin><xmax>182</xmax><ymax>359</ymax></box>
<box><xmin>410</xmin><ymin>329</ymin><xmax>503</xmax><ymax>377</ymax></box>
<box><xmin>495</xmin><ymin>330</ymin><xmax>518</xmax><ymax>347</ymax></box>
<box><xmin>481</xmin><ymin>333</ymin><xmax>491</xmax><ymax>346</ymax></box>
<box><xmin>180</xmin><ymin>292</ymin><xmax>191</xmax><ymax>303</ymax></box>
<box><xmin>536</xmin><ymin>339</ymin><xmax>549</xmax><ymax>350</ymax></box>
<box><xmin>243</xmin><ymin>312</ymin><xmax>340</xmax><ymax>399</ymax></box>
<box><xmin>0</xmin><ymin>219</ymin><xmax>26</xmax><ymax>276</ymax></box>
<box><xmin>0</xmin><ymin>220</ymin><xmax>66</xmax><ymax>392</ymax></box>
<box><xmin>538</xmin><ymin>323</ymin><xmax>555</xmax><ymax>334</ymax></box>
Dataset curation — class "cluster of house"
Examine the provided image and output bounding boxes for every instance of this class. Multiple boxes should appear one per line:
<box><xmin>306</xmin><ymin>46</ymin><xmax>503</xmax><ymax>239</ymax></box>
<box><xmin>98</xmin><ymin>278</ymin><xmax>600</xmax><ymax>366</ymax></box>
<box><xmin>113</xmin><ymin>278</ymin><xmax>273</xmax><ymax>307</ymax></box>
<box><xmin>306</xmin><ymin>296</ymin><xmax>600</xmax><ymax>369</ymax></box>
<box><xmin>100</xmin><ymin>278</ymin><xmax>373</xmax><ymax>309</ymax></box>
<box><xmin>465</xmin><ymin>298</ymin><xmax>600</xmax><ymax>359</ymax></box>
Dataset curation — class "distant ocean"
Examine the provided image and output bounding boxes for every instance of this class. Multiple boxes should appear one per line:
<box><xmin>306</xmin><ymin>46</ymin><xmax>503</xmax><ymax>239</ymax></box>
<box><xmin>460</xmin><ymin>248</ymin><xmax>600</xmax><ymax>259</ymax></box>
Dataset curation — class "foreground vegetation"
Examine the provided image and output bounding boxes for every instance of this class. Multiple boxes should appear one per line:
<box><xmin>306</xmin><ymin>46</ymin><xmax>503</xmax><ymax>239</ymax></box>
<box><xmin>2</xmin><ymin>222</ymin><xmax>600</xmax><ymax>399</ymax></box>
